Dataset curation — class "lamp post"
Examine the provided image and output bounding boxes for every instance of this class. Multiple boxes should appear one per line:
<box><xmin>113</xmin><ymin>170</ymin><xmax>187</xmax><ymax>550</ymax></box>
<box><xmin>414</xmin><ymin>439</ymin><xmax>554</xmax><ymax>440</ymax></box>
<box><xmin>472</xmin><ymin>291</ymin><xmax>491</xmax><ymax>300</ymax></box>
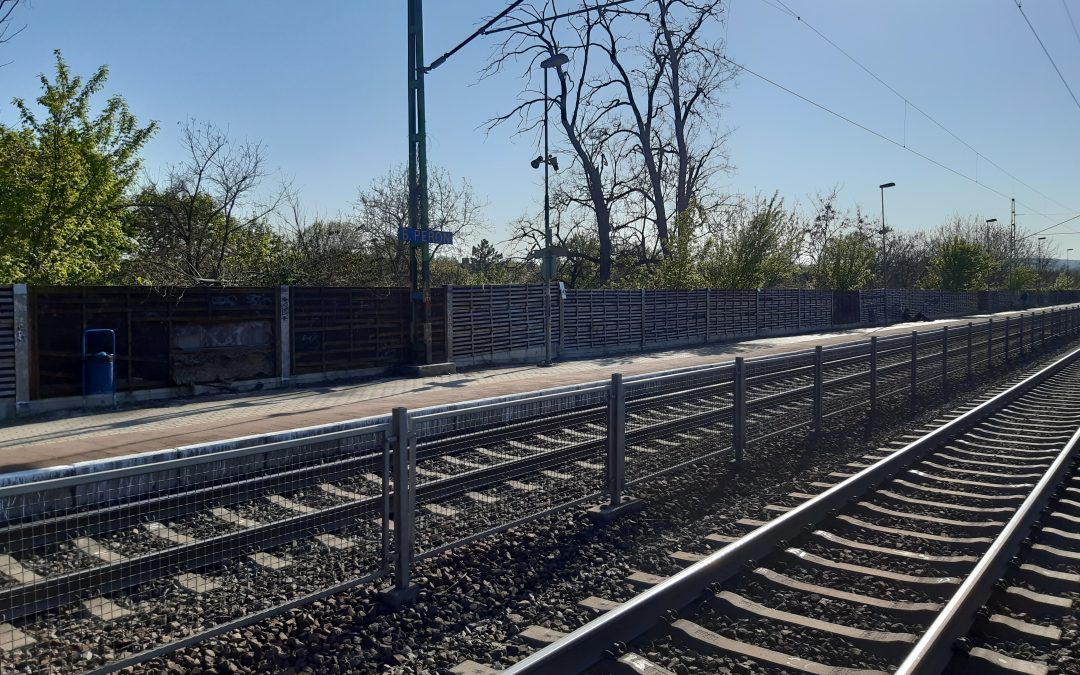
<box><xmin>879</xmin><ymin>182</ymin><xmax>895</xmax><ymax>288</ymax></box>
<box><xmin>537</xmin><ymin>52</ymin><xmax>569</xmax><ymax>367</ymax></box>
<box><xmin>985</xmin><ymin>218</ymin><xmax>997</xmax><ymax>290</ymax></box>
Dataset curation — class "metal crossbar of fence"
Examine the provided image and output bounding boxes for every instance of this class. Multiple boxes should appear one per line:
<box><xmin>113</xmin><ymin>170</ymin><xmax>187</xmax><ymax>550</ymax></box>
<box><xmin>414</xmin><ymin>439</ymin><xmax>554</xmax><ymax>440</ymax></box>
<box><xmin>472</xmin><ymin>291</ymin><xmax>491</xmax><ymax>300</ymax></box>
<box><xmin>0</xmin><ymin>307</ymin><xmax>1077</xmax><ymax>672</ymax></box>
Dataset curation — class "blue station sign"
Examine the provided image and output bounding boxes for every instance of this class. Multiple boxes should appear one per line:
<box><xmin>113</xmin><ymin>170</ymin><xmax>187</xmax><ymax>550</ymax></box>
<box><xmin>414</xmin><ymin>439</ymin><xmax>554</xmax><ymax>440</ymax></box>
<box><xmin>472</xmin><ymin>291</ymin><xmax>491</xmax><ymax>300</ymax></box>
<box><xmin>398</xmin><ymin>227</ymin><xmax>454</xmax><ymax>245</ymax></box>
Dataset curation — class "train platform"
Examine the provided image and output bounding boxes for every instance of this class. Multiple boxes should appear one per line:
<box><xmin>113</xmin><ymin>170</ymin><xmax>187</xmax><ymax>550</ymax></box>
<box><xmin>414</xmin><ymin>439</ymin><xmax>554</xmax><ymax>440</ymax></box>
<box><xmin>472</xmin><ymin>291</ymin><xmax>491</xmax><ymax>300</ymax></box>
<box><xmin>0</xmin><ymin>305</ymin><xmax>1066</xmax><ymax>474</ymax></box>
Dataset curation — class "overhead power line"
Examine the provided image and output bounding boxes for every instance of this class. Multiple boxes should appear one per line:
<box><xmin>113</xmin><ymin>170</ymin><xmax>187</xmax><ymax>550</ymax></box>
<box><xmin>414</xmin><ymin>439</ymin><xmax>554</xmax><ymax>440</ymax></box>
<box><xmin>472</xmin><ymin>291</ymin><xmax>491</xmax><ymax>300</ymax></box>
<box><xmin>1014</xmin><ymin>0</ymin><xmax>1080</xmax><ymax>113</ymax></box>
<box><xmin>1065</xmin><ymin>0</ymin><xmax>1080</xmax><ymax>49</ymax></box>
<box><xmin>754</xmin><ymin>0</ymin><xmax>1078</xmax><ymax>220</ymax></box>
<box><xmin>720</xmin><ymin>54</ymin><xmax>1063</xmax><ymax>223</ymax></box>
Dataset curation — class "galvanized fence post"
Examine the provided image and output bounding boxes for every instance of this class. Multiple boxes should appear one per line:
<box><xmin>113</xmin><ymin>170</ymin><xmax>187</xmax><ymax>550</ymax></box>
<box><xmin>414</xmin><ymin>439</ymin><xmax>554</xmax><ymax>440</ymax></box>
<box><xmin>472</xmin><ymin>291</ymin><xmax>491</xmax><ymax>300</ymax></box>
<box><xmin>607</xmin><ymin>373</ymin><xmax>626</xmax><ymax>508</ymax></box>
<box><xmin>869</xmin><ymin>336</ymin><xmax>878</xmax><ymax>424</ymax></box>
<box><xmin>910</xmin><ymin>331</ymin><xmax>918</xmax><ymax>403</ymax></box>
<box><xmin>1004</xmin><ymin>316</ymin><xmax>1011</xmax><ymax>362</ymax></box>
<box><xmin>733</xmin><ymin>357</ymin><xmax>747</xmax><ymax>463</ymax></box>
<box><xmin>812</xmin><ymin>346</ymin><xmax>823</xmax><ymax>437</ymax></box>
<box><xmin>972</xmin><ymin>321</ymin><xmax>980</xmax><ymax>380</ymax></box>
<box><xmin>941</xmin><ymin>326</ymin><xmax>950</xmax><ymax>399</ymax></box>
<box><xmin>387</xmin><ymin>407</ymin><xmax>417</xmax><ymax>603</ymax></box>
<box><xmin>1019</xmin><ymin>313</ymin><xmax>1024</xmax><ymax>356</ymax></box>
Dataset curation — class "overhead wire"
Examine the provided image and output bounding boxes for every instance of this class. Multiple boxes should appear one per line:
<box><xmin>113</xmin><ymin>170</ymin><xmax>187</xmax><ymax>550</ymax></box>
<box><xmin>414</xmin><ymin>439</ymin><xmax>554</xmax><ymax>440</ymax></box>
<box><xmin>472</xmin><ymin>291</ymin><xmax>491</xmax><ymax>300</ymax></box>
<box><xmin>1013</xmin><ymin>0</ymin><xmax>1080</xmax><ymax>113</ymax></box>
<box><xmin>1065</xmin><ymin>0</ymin><xmax>1080</xmax><ymax>48</ymax></box>
<box><xmin>754</xmin><ymin>0</ymin><xmax>1078</xmax><ymax>222</ymax></box>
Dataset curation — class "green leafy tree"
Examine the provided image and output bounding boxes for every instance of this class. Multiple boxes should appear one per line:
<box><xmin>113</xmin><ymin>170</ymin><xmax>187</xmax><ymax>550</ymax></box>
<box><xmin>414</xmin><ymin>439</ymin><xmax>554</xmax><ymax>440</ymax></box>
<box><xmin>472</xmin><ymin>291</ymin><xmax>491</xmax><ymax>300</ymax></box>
<box><xmin>465</xmin><ymin>239</ymin><xmax>508</xmax><ymax>283</ymax></box>
<box><xmin>1004</xmin><ymin>266</ymin><xmax>1040</xmax><ymax>291</ymax></box>
<box><xmin>921</xmin><ymin>236</ymin><xmax>994</xmax><ymax>291</ymax></box>
<box><xmin>699</xmin><ymin>193</ymin><xmax>802</xmax><ymax>289</ymax></box>
<box><xmin>1052</xmin><ymin>271</ymin><xmax>1074</xmax><ymax>291</ymax></box>
<box><xmin>0</xmin><ymin>50</ymin><xmax>156</xmax><ymax>283</ymax></box>
<box><xmin>649</xmin><ymin>200</ymin><xmax>705</xmax><ymax>290</ymax></box>
<box><xmin>816</xmin><ymin>231</ymin><xmax>877</xmax><ymax>291</ymax></box>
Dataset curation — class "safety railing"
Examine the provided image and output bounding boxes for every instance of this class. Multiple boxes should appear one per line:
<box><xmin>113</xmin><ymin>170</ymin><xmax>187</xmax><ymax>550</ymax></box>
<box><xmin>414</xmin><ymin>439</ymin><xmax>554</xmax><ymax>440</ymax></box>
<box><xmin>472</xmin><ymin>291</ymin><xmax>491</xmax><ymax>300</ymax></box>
<box><xmin>0</xmin><ymin>306</ymin><xmax>1076</xmax><ymax>673</ymax></box>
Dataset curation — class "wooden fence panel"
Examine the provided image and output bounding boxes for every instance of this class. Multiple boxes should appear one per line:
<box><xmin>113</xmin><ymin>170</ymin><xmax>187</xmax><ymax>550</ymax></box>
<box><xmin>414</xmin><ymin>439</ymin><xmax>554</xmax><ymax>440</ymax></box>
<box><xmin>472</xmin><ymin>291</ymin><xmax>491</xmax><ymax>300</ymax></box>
<box><xmin>30</xmin><ymin>287</ymin><xmax>276</xmax><ymax>399</ymax></box>
<box><xmin>290</xmin><ymin>287</ymin><xmax>413</xmax><ymax>375</ymax></box>
<box><xmin>0</xmin><ymin>286</ymin><xmax>13</xmax><ymax>401</ymax></box>
<box><xmin>449</xmin><ymin>285</ymin><xmax>549</xmax><ymax>361</ymax></box>
<box><xmin>561</xmin><ymin>290</ymin><xmax>639</xmax><ymax>352</ymax></box>
<box><xmin>708</xmin><ymin>290</ymin><xmax>757</xmax><ymax>336</ymax></box>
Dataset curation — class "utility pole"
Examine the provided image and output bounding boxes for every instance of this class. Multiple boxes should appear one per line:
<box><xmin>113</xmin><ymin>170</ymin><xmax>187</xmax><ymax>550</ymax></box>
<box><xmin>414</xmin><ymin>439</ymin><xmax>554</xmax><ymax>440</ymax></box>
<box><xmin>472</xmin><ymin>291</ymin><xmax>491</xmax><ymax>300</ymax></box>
<box><xmin>407</xmin><ymin>0</ymin><xmax>432</xmax><ymax>365</ymax></box>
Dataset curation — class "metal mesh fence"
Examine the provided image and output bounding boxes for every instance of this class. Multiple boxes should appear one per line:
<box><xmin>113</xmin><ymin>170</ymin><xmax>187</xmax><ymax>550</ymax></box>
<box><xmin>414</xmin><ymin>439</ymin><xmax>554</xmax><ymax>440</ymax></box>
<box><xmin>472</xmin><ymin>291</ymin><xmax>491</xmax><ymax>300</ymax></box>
<box><xmin>623</xmin><ymin>365</ymin><xmax>735</xmax><ymax>485</ymax></box>
<box><xmin>410</xmin><ymin>389</ymin><xmax>608</xmax><ymax>560</ymax></box>
<box><xmin>0</xmin><ymin>306</ymin><xmax>1077</xmax><ymax>671</ymax></box>
<box><xmin>745</xmin><ymin>353</ymin><xmax>816</xmax><ymax>443</ymax></box>
<box><xmin>0</xmin><ymin>425</ymin><xmax>390</xmax><ymax>672</ymax></box>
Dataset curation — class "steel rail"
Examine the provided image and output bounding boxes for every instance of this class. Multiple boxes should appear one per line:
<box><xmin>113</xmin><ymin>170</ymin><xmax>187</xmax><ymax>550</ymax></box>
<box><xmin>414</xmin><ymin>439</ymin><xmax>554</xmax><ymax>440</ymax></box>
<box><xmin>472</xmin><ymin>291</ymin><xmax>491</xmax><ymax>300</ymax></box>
<box><xmin>896</xmin><ymin>414</ymin><xmax>1080</xmax><ymax>674</ymax></box>
<box><xmin>501</xmin><ymin>345</ymin><xmax>1080</xmax><ymax>675</ymax></box>
<box><xmin>1</xmin><ymin>309</ymin><xmax>1073</xmax><ymax>625</ymax></box>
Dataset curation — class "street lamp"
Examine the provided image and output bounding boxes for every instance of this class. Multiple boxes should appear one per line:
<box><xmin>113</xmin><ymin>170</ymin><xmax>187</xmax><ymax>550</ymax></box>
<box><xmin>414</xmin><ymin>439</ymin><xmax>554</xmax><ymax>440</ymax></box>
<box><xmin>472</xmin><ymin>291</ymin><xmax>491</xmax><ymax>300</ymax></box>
<box><xmin>535</xmin><ymin>52</ymin><xmax>569</xmax><ymax>367</ymax></box>
<box><xmin>985</xmin><ymin>219</ymin><xmax>997</xmax><ymax>290</ymax></box>
<box><xmin>879</xmin><ymin>182</ymin><xmax>895</xmax><ymax>288</ymax></box>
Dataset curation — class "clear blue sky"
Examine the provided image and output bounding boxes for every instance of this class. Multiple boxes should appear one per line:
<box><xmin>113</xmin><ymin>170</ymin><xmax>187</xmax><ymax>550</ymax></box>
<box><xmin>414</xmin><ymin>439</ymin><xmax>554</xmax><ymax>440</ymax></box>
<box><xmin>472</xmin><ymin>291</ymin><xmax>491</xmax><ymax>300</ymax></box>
<box><xmin>2</xmin><ymin>1</ymin><xmax>1079</xmax><ymax>255</ymax></box>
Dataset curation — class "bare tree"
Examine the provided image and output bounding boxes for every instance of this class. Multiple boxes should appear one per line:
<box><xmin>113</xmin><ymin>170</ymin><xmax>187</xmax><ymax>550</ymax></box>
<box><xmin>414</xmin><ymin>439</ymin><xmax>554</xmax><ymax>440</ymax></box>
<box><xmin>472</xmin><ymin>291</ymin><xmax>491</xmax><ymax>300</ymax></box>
<box><xmin>0</xmin><ymin>0</ymin><xmax>25</xmax><ymax>64</ymax></box>
<box><xmin>354</xmin><ymin>165</ymin><xmax>485</xmax><ymax>286</ymax></box>
<box><xmin>125</xmin><ymin>120</ymin><xmax>287</xmax><ymax>285</ymax></box>
<box><xmin>485</xmin><ymin>0</ymin><xmax>732</xmax><ymax>283</ymax></box>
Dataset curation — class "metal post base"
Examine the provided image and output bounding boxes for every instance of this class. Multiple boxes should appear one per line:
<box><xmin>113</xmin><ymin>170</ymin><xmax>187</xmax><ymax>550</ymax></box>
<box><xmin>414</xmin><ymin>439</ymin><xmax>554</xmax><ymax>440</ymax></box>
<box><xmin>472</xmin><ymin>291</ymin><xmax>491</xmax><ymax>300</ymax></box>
<box><xmin>379</xmin><ymin>584</ymin><xmax>419</xmax><ymax>609</ymax></box>
<box><xmin>586</xmin><ymin>496</ymin><xmax>645</xmax><ymax>523</ymax></box>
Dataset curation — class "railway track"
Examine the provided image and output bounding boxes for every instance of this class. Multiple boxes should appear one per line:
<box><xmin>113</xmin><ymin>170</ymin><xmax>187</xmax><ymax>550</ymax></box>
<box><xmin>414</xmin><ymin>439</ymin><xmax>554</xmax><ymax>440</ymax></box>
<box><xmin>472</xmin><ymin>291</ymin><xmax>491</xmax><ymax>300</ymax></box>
<box><xmin>0</xmin><ymin>310</ymin><xmax>1072</xmax><ymax>672</ymax></box>
<box><xmin>495</xmin><ymin>344</ymin><xmax>1080</xmax><ymax>675</ymax></box>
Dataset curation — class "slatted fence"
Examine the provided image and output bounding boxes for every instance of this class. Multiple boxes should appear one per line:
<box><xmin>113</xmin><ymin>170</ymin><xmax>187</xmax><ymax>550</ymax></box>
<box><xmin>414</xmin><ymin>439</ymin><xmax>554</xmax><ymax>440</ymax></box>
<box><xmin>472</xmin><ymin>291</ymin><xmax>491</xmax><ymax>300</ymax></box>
<box><xmin>0</xmin><ymin>286</ymin><xmax>14</xmax><ymax>402</ymax></box>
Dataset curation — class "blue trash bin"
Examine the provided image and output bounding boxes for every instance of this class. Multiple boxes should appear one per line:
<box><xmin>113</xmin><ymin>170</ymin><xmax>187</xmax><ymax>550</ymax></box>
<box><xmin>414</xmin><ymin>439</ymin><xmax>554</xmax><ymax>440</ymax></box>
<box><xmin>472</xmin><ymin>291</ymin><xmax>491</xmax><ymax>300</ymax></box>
<box><xmin>83</xmin><ymin>329</ymin><xmax>116</xmax><ymax>396</ymax></box>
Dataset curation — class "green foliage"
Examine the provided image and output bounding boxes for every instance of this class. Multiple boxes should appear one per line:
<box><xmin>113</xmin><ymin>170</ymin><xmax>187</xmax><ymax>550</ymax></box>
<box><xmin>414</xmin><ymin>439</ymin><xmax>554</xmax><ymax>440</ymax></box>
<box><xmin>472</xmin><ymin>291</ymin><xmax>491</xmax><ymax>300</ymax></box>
<box><xmin>699</xmin><ymin>193</ymin><xmax>802</xmax><ymax>289</ymax></box>
<box><xmin>464</xmin><ymin>239</ymin><xmax>511</xmax><ymax>284</ymax></box>
<box><xmin>1052</xmin><ymin>271</ymin><xmax>1074</xmax><ymax>291</ymax></box>
<box><xmin>1004</xmin><ymin>266</ymin><xmax>1040</xmax><ymax>291</ymax></box>
<box><xmin>0</xmin><ymin>50</ymin><xmax>156</xmax><ymax>283</ymax></box>
<box><xmin>647</xmin><ymin>201</ymin><xmax>706</xmax><ymax>290</ymax></box>
<box><xmin>921</xmin><ymin>236</ymin><xmax>994</xmax><ymax>291</ymax></box>
<box><xmin>815</xmin><ymin>231</ymin><xmax>877</xmax><ymax>291</ymax></box>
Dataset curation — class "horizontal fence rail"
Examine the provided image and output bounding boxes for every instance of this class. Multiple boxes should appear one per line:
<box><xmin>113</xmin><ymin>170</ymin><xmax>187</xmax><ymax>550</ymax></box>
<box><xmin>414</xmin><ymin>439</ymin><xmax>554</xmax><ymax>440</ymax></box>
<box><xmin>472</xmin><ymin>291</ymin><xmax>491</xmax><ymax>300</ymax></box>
<box><xmin>0</xmin><ymin>307</ymin><xmax>1077</xmax><ymax>672</ymax></box>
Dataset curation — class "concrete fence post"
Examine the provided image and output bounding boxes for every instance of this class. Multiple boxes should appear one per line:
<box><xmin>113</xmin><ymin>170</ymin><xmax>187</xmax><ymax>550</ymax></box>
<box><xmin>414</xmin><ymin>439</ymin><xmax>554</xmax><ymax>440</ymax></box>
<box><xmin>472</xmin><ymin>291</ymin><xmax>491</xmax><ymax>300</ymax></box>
<box><xmin>606</xmin><ymin>373</ymin><xmax>626</xmax><ymax>508</ymax></box>
<box><xmin>385</xmin><ymin>407</ymin><xmax>418</xmax><ymax>605</ymax></box>
<box><xmin>812</xmin><ymin>345</ymin><xmax>824</xmax><ymax>436</ymax></box>
<box><xmin>13</xmin><ymin>284</ymin><xmax>29</xmax><ymax>412</ymax></box>
<box><xmin>869</xmin><ymin>336</ymin><xmax>878</xmax><ymax>424</ymax></box>
<box><xmin>733</xmin><ymin>357</ymin><xmax>747</xmax><ymax>463</ymax></box>
<box><xmin>278</xmin><ymin>285</ymin><xmax>290</xmax><ymax>385</ymax></box>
